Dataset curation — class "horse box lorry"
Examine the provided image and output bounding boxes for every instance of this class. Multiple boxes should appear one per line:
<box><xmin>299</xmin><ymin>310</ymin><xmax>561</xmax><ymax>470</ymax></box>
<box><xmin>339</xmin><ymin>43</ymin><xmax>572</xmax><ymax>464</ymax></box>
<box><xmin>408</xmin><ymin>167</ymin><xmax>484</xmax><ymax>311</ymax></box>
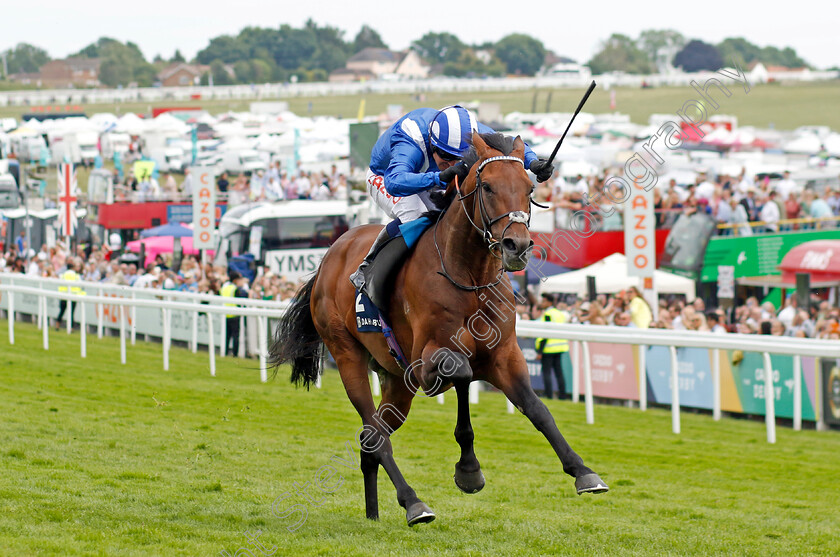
<box><xmin>215</xmin><ymin>200</ymin><xmax>367</xmax><ymax>281</ymax></box>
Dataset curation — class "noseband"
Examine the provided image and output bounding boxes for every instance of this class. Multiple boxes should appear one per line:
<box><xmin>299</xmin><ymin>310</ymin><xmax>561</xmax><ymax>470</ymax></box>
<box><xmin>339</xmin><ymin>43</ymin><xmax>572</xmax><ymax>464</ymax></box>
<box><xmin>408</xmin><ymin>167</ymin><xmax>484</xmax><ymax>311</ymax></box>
<box><xmin>434</xmin><ymin>155</ymin><xmax>549</xmax><ymax>291</ymax></box>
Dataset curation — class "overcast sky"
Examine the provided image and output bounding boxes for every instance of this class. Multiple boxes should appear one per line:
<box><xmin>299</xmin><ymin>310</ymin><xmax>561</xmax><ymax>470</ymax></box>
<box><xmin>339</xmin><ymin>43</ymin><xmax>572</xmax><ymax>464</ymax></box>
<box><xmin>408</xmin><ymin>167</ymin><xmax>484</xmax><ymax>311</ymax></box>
<box><xmin>6</xmin><ymin>0</ymin><xmax>838</xmax><ymax>69</ymax></box>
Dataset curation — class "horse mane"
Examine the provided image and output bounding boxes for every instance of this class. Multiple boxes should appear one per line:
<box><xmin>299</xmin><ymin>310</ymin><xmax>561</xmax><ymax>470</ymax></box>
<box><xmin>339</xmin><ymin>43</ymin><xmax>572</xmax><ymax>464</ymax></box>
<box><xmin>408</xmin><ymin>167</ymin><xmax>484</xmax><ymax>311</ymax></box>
<box><xmin>422</xmin><ymin>132</ymin><xmax>518</xmax><ymax>219</ymax></box>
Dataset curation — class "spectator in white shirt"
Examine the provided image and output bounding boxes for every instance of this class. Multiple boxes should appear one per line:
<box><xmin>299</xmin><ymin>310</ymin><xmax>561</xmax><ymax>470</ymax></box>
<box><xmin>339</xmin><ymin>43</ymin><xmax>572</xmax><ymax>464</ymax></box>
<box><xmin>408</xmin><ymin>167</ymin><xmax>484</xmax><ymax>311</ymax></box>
<box><xmin>294</xmin><ymin>171</ymin><xmax>311</xmax><ymax>199</ymax></box>
<box><xmin>706</xmin><ymin>312</ymin><xmax>727</xmax><ymax>334</ymax></box>
<box><xmin>759</xmin><ymin>191</ymin><xmax>781</xmax><ymax>232</ymax></box>
<box><xmin>333</xmin><ymin>174</ymin><xmax>349</xmax><ymax>200</ymax></box>
<box><xmin>776</xmin><ymin>295</ymin><xmax>797</xmax><ymax>329</ymax></box>
<box><xmin>728</xmin><ymin>197</ymin><xmax>753</xmax><ymax>236</ymax></box>
<box><xmin>695</xmin><ymin>173</ymin><xmax>716</xmax><ymax>202</ymax></box>
<box><xmin>311</xmin><ymin>180</ymin><xmax>332</xmax><ymax>200</ymax></box>
<box><xmin>774</xmin><ymin>171</ymin><xmax>797</xmax><ymax>200</ymax></box>
<box><xmin>572</xmin><ymin>174</ymin><xmax>588</xmax><ymax>197</ymax></box>
<box><xmin>736</xmin><ymin>168</ymin><xmax>754</xmax><ymax>196</ymax></box>
<box><xmin>181</xmin><ymin>168</ymin><xmax>193</xmax><ymax>198</ymax></box>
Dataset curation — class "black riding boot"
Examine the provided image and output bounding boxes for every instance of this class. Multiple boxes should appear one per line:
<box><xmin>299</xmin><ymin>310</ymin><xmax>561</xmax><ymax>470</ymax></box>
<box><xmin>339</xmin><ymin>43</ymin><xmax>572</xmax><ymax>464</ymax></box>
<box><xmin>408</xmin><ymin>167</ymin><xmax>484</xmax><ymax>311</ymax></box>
<box><xmin>349</xmin><ymin>226</ymin><xmax>391</xmax><ymax>291</ymax></box>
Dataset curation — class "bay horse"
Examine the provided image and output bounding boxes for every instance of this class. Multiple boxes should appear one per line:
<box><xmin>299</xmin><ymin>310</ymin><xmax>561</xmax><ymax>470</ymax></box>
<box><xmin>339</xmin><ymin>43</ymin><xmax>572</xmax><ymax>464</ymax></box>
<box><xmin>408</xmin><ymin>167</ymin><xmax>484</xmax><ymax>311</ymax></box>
<box><xmin>269</xmin><ymin>132</ymin><xmax>608</xmax><ymax>526</ymax></box>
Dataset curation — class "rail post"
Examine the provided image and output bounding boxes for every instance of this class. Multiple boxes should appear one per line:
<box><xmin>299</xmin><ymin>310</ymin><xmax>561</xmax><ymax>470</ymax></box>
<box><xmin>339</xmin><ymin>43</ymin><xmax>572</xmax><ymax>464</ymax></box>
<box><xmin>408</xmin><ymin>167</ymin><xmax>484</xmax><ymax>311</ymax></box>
<box><xmin>97</xmin><ymin>287</ymin><xmax>103</xmax><ymax>338</ymax></box>
<box><xmin>582</xmin><ymin>341</ymin><xmax>594</xmax><ymax>424</ymax></box>
<box><xmin>670</xmin><ymin>345</ymin><xmax>680</xmax><ymax>434</ymax></box>
<box><xmin>763</xmin><ymin>352</ymin><xmax>776</xmax><ymax>444</ymax></box>
<box><xmin>793</xmin><ymin>355</ymin><xmax>802</xmax><ymax>431</ymax></box>
<box><xmin>571</xmin><ymin>341</ymin><xmax>580</xmax><ymax>403</ymax></box>
<box><xmin>258</xmin><ymin>315</ymin><xmax>267</xmax><ymax>383</ymax></box>
<box><xmin>638</xmin><ymin>344</ymin><xmax>647</xmax><ymax>411</ymax></box>
<box><xmin>120</xmin><ymin>305</ymin><xmax>126</xmax><ymax>365</ymax></box>
<box><xmin>712</xmin><ymin>348</ymin><xmax>721</xmax><ymax>421</ymax></box>
<box><xmin>191</xmin><ymin>310</ymin><xmax>198</xmax><ymax>353</ymax></box>
<box><xmin>207</xmin><ymin>311</ymin><xmax>216</xmax><ymax>377</ymax></box>
<box><xmin>80</xmin><ymin>299</ymin><xmax>86</xmax><ymax>358</ymax></box>
<box><xmin>130</xmin><ymin>291</ymin><xmax>137</xmax><ymax>345</ymax></box>
<box><xmin>42</xmin><ymin>296</ymin><xmax>48</xmax><ymax>350</ymax></box>
<box><xmin>7</xmin><ymin>281</ymin><xmax>14</xmax><ymax>345</ymax></box>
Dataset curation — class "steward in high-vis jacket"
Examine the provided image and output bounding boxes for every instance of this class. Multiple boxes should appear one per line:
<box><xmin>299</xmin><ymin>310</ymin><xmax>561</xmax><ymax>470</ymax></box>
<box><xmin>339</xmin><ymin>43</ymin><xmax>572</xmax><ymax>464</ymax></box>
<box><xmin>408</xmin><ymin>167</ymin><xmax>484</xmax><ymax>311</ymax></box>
<box><xmin>221</xmin><ymin>271</ymin><xmax>248</xmax><ymax>356</ymax></box>
<box><xmin>535</xmin><ymin>294</ymin><xmax>570</xmax><ymax>399</ymax></box>
<box><xmin>56</xmin><ymin>259</ymin><xmax>85</xmax><ymax>330</ymax></box>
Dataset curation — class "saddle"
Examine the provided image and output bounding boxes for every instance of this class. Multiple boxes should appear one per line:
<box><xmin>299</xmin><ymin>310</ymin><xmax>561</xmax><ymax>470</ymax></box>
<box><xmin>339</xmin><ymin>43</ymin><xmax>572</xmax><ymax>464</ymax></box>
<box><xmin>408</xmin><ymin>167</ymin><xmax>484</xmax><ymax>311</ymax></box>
<box><xmin>355</xmin><ymin>216</ymin><xmax>433</xmax><ymax>369</ymax></box>
<box><xmin>366</xmin><ymin>216</ymin><xmax>431</xmax><ymax>313</ymax></box>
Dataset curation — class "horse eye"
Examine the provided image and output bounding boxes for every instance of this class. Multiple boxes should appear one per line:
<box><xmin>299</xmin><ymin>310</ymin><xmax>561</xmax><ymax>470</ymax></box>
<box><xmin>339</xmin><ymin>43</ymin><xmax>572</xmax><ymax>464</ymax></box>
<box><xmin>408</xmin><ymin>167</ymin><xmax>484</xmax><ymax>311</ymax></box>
<box><xmin>482</xmin><ymin>183</ymin><xmax>492</xmax><ymax>193</ymax></box>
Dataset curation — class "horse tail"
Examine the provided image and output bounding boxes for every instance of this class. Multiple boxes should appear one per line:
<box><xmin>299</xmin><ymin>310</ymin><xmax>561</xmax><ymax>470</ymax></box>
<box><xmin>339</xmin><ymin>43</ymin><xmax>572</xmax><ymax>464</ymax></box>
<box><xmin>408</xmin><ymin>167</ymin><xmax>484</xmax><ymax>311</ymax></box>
<box><xmin>269</xmin><ymin>273</ymin><xmax>323</xmax><ymax>389</ymax></box>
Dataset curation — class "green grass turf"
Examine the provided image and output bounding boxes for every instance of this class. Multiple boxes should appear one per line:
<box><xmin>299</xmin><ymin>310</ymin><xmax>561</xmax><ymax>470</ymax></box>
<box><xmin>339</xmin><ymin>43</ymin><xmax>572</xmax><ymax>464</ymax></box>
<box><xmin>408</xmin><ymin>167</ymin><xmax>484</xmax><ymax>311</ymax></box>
<box><xmin>0</xmin><ymin>319</ymin><xmax>838</xmax><ymax>556</ymax></box>
<box><xmin>2</xmin><ymin>81</ymin><xmax>839</xmax><ymax>131</ymax></box>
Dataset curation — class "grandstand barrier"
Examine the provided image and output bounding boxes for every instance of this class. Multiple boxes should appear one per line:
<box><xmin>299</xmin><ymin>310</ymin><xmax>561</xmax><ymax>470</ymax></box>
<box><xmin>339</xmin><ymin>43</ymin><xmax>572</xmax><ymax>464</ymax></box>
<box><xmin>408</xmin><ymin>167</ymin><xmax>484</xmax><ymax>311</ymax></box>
<box><xmin>2</xmin><ymin>273</ymin><xmax>839</xmax><ymax>443</ymax></box>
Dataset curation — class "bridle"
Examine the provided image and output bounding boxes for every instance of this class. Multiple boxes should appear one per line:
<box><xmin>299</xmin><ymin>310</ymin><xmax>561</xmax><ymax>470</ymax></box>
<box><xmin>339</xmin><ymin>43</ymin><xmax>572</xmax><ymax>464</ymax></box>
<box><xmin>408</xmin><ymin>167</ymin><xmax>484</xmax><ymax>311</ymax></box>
<box><xmin>435</xmin><ymin>155</ymin><xmax>549</xmax><ymax>291</ymax></box>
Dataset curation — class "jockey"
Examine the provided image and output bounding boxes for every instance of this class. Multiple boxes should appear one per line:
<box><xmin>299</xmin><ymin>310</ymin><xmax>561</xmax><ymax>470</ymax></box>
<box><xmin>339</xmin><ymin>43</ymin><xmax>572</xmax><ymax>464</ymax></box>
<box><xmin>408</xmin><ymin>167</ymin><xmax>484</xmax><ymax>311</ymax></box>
<box><xmin>350</xmin><ymin>105</ymin><xmax>554</xmax><ymax>291</ymax></box>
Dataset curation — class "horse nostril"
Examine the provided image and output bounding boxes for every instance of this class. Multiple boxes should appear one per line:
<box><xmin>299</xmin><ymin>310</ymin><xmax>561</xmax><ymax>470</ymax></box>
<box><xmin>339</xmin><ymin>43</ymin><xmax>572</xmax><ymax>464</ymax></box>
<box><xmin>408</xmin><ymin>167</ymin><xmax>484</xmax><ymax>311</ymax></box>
<box><xmin>502</xmin><ymin>238</ymin><xmax>518</xmax><ymax>253</ymax></box>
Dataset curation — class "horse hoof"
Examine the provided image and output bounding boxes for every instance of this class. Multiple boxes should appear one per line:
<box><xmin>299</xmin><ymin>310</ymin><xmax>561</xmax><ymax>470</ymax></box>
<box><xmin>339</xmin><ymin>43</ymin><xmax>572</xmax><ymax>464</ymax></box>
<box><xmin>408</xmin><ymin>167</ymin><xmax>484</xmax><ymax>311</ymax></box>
<box><xmin>406</xmin><ymin>502</ymin><xmax>436</xmax><ymax>526</ymax></box>
<box><xmin>575</xmin><ymin>473</ymin><xmax>609</xmax><ymax>495</ymax></box>
<box><xmin>454</xmin><ymin>466</ymin><xmax>485</xmax><ymax>494</ymax></box>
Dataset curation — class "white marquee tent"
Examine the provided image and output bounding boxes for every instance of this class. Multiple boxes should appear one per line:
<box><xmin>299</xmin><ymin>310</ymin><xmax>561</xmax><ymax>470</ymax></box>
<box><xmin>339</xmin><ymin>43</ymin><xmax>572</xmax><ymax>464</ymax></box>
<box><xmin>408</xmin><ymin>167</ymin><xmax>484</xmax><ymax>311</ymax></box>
<box><xmin>539</xmin><ymin>253</ymin><xmax>695</xmax><ymax>299</ymax></box>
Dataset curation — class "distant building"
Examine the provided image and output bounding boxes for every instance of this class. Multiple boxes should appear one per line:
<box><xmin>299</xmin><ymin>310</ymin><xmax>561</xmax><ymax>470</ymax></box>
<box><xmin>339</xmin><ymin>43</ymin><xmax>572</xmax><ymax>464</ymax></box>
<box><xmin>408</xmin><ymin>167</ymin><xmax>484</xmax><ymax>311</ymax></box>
<box><xmin>36</xmin><ymin>58</ymin><xmax>101</xmax><ymax>88</ymax></box>
<box><xmin>542</xmin><ymin>56</ymin><xmax>591</xmax><ymax>81</ymax></box>
<box><xmin>328</xmin><ymin>68</ymin><xmax>376</xmax><ymax>83</ymax></box>
<box><xmin>157</xmin><ymin>63</ymin><xmax>210</xmax><ymax>87</ymax></box>
<box><xmin>474</xmin><ymin>49</ymin><xmax>493</xmax><ymax>65</ymax></box>
<box><xmin>6</xmin><ymin>72</ymin><xmax>41</xmax><ymax>86</ymax></box>
<box><xmin>341</xmin><ymin>48</ymin><xmax>429</xmax><ymax>80</ymax></box>
<box><xmin>748</xmin><ymin>62</ymin><xmax>811</xmax><ymax>84</ymax></box>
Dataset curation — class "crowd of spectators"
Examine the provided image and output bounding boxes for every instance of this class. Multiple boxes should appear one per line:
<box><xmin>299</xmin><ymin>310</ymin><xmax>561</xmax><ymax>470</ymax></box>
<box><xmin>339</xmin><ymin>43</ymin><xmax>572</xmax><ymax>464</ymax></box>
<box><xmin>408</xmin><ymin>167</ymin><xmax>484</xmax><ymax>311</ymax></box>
<box><xmin>539</xmin><ymin>169</ymin><xmax>840</xmax><ymax>234</ymax></box>
<box><xmin>0</xmin><ymin>239</ymin><xmax>305</xmax><ymax>302</ymax></box>
<box><xmin>114</xmin><ymin>161</ymin><xmax>348</xmax><ymax>206</ymax></box>
<box><xmin>519</xmin><ymin>287</ymin><xmax>840</xmax><ymax>340</ymax></box>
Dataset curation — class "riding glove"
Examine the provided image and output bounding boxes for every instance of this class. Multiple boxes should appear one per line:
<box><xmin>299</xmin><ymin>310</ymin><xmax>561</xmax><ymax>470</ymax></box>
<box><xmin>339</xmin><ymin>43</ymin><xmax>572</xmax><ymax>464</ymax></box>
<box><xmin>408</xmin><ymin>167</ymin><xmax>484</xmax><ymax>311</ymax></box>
<box><xmin>438</xmin><ymin>161</ymin><xmax>470</xmax><ymax>186</ymax></box>
<box><xmin>529</xmin><ymin>159</ymin><xmax>554</xmax><ymax>183</ymax></box>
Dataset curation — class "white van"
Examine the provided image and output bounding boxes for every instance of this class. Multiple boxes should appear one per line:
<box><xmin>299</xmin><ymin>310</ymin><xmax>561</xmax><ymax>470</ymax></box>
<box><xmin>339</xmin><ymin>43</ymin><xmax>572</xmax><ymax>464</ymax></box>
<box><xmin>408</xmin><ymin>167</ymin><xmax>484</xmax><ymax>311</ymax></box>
<box><xmin>77</xmin><ymin>131</ymin><xmax>100</xmax><ymax>165</ymax></box>
<box><xmin>101</xmin><ymin>132</ymin><xmax>131</xmax><ymax>159</ymax></box>
<box><xmin>0</xmin><ymin>173</ymin><xmax>19</xmax><ymax>209</ymax></box>
<box><xmin>149</xmin><ymin>147</ymin><xmax>184</xmax><ymax>173</ymax></box>
<box><xmin>222</xmin><ymin>149</ymin><xmax>266</xmax><ymax>174</ymax></box>
<box><xmin>11</xmin><ymin>135</ymin><xmax>47</xmax><ymax>163</ymax></box>
<box><xmin>215</xmin><ymin>200</ymin><xmax>366</xmax><ymax>281</ymax></box>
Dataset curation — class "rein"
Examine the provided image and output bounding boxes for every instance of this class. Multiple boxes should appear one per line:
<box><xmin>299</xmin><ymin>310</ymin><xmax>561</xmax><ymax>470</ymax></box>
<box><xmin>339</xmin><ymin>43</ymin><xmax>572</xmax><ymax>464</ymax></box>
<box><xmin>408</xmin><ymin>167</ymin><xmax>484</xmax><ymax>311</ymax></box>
<box><xmin>434</xmin><ymin>155</ymin><xmax>548</xmax><ymax>291</ymax></box>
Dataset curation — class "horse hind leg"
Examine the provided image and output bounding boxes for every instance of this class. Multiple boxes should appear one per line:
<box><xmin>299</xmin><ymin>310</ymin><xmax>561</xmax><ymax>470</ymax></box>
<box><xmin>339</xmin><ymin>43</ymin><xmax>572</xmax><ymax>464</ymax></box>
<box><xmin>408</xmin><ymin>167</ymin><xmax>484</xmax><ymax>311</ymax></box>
<box><xmin>371</xmin><ymin>373</ymin><xmax>435</xmax><ymax>525</ymax></box>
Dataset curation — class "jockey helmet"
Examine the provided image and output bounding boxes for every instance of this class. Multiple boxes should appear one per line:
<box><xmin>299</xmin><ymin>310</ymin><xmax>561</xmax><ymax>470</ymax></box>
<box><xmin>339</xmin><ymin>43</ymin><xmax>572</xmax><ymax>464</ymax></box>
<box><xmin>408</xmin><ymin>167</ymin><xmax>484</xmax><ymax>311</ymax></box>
<box><xmin>429</xmin><ymin>105</ymin><xmax>478</xmax><ymax>159</ymax></box>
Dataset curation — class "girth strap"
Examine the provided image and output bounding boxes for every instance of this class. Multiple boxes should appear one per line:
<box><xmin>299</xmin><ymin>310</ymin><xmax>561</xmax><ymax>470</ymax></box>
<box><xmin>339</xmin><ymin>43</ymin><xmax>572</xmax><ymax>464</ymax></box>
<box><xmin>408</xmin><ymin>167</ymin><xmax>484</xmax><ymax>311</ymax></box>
<box><xmin>378</xmin><ymin>311</ymin><xmax>410</xmax><ymax>371</ymax></box>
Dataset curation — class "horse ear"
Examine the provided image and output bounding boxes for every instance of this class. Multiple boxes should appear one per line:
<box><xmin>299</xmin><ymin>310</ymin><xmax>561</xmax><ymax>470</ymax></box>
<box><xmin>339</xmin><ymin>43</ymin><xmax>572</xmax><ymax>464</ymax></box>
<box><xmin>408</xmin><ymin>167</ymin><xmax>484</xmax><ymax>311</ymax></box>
<box><xmin>472</xmin><ymin>131</ymin><xmax>489</xmax><ymax>158</ymax></box>
<box><xmin>512</xmin><ymin>135</ymin><xmax>526</xmax><ymax>159</ymax></box>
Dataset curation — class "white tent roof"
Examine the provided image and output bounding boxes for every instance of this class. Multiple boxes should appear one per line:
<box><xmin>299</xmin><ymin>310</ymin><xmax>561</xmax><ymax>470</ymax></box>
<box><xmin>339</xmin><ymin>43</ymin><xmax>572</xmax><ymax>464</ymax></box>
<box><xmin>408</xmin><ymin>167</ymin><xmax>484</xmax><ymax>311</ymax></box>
<box><xmin>539</xmin><ymin>253</ymin><xmax>695</xmax><ymax>299</ymax></box>
<box><xmin>115</xmin><ymin>113</ymin><xmax>145</xmax><ymax>134</ymax></box>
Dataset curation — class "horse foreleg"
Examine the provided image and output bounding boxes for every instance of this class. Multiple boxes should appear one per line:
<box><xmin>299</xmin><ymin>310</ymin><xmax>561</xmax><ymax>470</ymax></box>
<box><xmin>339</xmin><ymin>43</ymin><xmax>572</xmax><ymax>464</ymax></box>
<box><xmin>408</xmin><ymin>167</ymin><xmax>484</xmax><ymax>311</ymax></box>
<box><xmin>453</xmin><ymin>380</ymin><xmax>485</xmax><ymax>493</ymax></box>
<box><xmin>489</xmin><ymin>352</ymin><xmax>609</xmax><ymax>495</ymax></box>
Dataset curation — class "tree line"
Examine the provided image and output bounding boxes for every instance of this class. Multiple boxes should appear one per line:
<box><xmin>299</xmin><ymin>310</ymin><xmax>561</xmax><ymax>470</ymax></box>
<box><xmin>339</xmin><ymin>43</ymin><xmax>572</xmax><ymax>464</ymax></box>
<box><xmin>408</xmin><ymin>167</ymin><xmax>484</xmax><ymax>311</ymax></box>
<box><xmin>0</xmin><ymin>23</ymin><xmax>813</xmax><ymax>88</ymax></box>
<box><xmin>588</xmin><ymin>31</ymin><xmax>810</xmax><ymax>74</ymax></box>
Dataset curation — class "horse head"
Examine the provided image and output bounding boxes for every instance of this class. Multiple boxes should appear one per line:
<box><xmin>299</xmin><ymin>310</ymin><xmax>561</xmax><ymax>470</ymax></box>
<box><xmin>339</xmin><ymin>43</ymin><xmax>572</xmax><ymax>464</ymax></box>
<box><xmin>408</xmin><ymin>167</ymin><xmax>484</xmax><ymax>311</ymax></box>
<box><xmin>458</xmin><ymin>132</ymin><xmax>535</xmax><ymax>272</ymax></box>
